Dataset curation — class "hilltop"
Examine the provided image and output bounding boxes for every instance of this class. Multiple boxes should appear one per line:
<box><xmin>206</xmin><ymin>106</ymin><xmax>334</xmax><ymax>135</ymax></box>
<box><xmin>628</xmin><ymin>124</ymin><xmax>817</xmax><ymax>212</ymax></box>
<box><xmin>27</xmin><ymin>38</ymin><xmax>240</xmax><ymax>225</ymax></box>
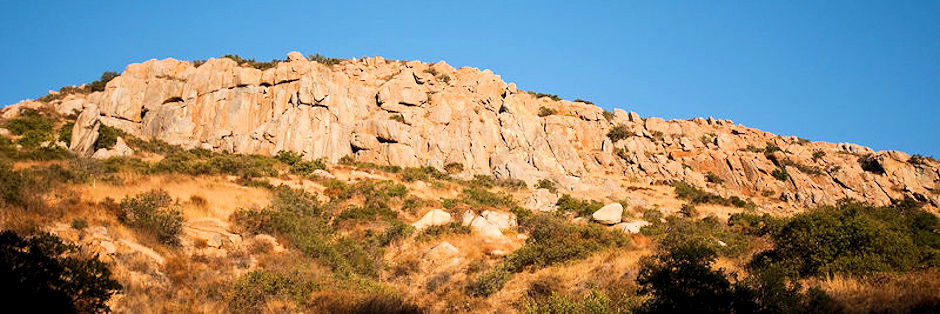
<box><xmin>1</xmin><ymin>52</ymin><xmax>939</xmax><ymax>312</ymax></box>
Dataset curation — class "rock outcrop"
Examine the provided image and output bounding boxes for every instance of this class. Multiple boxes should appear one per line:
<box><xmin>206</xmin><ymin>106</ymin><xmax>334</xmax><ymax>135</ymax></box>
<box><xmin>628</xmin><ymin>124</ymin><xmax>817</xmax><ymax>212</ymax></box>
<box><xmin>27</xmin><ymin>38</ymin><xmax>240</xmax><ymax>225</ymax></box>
<box><xmin>6</xmin><ymin>51</ymin><xmax>939</xmax><ymax>211</ymax></box>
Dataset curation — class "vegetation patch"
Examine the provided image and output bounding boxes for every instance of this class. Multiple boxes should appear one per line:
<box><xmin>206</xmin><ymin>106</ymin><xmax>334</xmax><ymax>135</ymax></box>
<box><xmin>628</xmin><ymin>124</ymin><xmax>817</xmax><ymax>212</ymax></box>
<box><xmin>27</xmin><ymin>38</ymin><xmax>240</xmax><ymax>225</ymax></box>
<box><xmin>117</xmin><ymin>189</ymin><xmax>184</xmax><ymax>245</ymax></box>
<box><xmin>471</xmin><ymin>213</ymin><xmax>630</xmax><ymax>296</ymax></box>
<box><xmin>673</xmin><ymin>181</ymin><xmax>754</xmax><ymax>209</ymax></box>
<box><xmin>607</xmin><ymin>124</ymin><xmax>633</xmax><ymax>142</ymax></box>
<box><xmin>0</xmin><ymin>231</ymin><xmax>122</xmax><ymax>312</ymax></box>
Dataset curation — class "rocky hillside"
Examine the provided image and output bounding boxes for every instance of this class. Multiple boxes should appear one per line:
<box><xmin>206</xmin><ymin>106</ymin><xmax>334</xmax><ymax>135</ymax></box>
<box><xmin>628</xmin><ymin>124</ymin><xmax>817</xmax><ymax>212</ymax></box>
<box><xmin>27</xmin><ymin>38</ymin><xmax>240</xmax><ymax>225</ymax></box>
<box><xmin>5</xmin><ymin>51</ymin><xmax>939</xmax><ymax>212</ymax></box>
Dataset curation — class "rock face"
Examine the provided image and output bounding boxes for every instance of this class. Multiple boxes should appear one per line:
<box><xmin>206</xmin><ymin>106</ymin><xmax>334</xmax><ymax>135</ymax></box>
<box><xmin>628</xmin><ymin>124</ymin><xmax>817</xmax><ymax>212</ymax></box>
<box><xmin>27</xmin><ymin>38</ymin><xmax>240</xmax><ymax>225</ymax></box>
<box><xmin>592</xmin><ymin>203</ymin><xmax>624</xmax><ymax>225</ymax></box>
<box><xmin>7</xmin><ymin>51</ymin><xmax>940</xmax><ymax>210</ymax></box>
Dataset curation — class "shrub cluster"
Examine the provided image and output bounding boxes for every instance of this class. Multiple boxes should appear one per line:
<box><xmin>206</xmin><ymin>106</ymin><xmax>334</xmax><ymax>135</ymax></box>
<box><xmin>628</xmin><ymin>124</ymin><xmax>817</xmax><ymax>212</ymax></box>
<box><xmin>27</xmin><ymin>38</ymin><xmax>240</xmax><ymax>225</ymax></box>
<box><xmin>227</xmin><ymin>270</ymin><xmax>318</xmax><ymax>313</ymax></box>
<box><xmin>636</xmin><ymin>242</ymin><xmax>840</xmax><ymax>314</ymax></box>
<box><xmin>117</xmin><ymin>189</ymin><xmax>184</xmax><ymax>245</ymax></box>
<box><xmin>222</xmin><ymin>54</ymin><xmax>280</xmax><ymax>70</ymax></box>
<box><xmin>536</xmin><ymin>179</ymin><xmax>558</xmax><ymax>193</ymax></box>
<box><xmin>38</xmin><ymin>72</ymin><xmax>119</xmax><ymax>102</ymax></box>
<box><xmin>471</xmin><ymin>213</ymin><xmax>630</xmax><ymax>296</ymax></box>
<box><xmin>275</xmin><ymin>151</ymin><xmax>326</xmax><ymax>176</ymax></box>
<box><xmin>527</xmin><ymin>91</ymin><xmax>562</xmax><ymax>101</ymax></box>
<box><xmin>0</xmin><ymin>231</ymin><xmax>122</xmax><ymax>313</ymax></box>
<box><xmin>607</xmin><ymin>124</ymin><xmax>633</xmax><ymax>142</ymax></box>
<box><xmin>538</xmin><ymin>107</ymin><xmax>557</xmax><ymax>117</ymax></box>
<box><xmin>307</xmin><ymin>53</ymin><xmax>344</xmax><ymax>66</ymax></box>
<box><xmin>673</xmin><ymin>181</ymin><xmax>753</xmax><ymax>209</ymax></box>
<box><xmin>556</xmin><ymin>194</ymin><xmax>604</xmax><ymax>218</ymax></box>
<box><xmin>641</xmin><ymin>215</ymin><xmax>749</xmax><ymax>257</ymax></box>
<box><xmin>750</xmin><ymin>198</ymin><xmax>940</xmax><ymax>277</ymax></box>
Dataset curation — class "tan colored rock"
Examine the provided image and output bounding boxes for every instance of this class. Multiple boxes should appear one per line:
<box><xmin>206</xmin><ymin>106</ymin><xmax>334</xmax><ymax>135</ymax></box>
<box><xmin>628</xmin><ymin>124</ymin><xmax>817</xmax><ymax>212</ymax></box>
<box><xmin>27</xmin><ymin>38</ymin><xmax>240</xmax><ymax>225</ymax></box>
<box><xmin>412</xmin><ymin>209</ymin><xmax>452</xmax><ymax>230</ymax></box>
<box><xmin>69</xmin><ymin>103</ymin><xmax>100</xmax><ymax>156</ymax></box>
<box><xmin>592</xmin><ymin>203</ymin><xmax>623</xmax><ymax>225</ymax></box>
<box><xmin>522</xmin><ymin>188</ymin><xmax>560</xmax><ymax>212</ymax></box>
<box><xmin>613</xmin><ymin>220</ymin><xmax>651</xmax><ymax>234</ymax></box>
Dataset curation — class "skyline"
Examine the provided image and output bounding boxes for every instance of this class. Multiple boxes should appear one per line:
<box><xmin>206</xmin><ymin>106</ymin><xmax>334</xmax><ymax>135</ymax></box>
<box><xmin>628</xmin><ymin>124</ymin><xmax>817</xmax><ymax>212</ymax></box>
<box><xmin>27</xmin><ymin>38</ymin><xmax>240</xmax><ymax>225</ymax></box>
<box><xmin>1</xmin><ymin>1</ymin><xmax>937</xmax><ymax>156</ymax></box>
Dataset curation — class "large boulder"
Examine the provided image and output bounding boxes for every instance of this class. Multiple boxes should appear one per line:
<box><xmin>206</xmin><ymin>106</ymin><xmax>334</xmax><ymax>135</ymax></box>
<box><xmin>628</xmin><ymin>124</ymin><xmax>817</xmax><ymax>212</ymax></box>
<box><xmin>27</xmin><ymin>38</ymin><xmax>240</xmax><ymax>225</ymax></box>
<box><xmin>92</xmin><ymin>136</ymin><xmax>134</xmax><ymax>159</ymax></box>
<box><xmin>613</xmin><ymin>220</ymin><xmax>651</xmax><ymax>234</ymax></box>
<box><xmin>592</xmin><ymin>203</ymin><xmax>624</xmax><ymax>225</ymax></box>
<box><xmin>412</xmin><ymin>209</ymin><xmax>452</xmax><ymax>230</ymax></box>
<box><xmin>69</xmin><ymin>104</ymin><xmax>100</xmax><ymax>156</ymax></box>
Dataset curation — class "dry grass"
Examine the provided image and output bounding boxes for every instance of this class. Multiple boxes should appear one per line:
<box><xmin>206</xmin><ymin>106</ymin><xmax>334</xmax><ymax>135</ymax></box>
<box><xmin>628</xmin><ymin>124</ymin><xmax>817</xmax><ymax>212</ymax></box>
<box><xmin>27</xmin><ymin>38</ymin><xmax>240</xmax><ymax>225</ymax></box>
<box><xmin>814</xmin><ymin>269</ymin><xmax>940</xmax><ymax>313</ymax></box>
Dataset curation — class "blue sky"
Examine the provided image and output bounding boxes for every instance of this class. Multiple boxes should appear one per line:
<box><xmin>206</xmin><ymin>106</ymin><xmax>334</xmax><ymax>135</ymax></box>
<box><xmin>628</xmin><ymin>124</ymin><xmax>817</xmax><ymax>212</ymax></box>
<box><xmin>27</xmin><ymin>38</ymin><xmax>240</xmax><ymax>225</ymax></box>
<box><xmin>1</xmin><ymin>1</ymin><xmax>938</xmax><ymax>156</ymax></box>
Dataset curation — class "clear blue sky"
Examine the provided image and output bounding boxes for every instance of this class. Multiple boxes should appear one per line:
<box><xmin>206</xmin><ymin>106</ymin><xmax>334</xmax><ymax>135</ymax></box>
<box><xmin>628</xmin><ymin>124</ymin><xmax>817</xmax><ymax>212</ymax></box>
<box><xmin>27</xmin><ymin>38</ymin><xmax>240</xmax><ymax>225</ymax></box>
<box><xmin>2</xmin><ymin>1</ymin><xmax>938</xmax><ymax>156</ymax></box>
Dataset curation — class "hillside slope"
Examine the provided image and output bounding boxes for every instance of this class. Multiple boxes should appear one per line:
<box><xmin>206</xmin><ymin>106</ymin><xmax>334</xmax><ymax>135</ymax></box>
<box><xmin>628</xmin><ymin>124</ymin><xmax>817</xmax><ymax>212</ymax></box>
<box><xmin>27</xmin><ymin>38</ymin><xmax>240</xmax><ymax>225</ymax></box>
<box><xmin>5</xmin><ymin>52</ymin><xmax>937</xmax><ymax>212</ymax></box>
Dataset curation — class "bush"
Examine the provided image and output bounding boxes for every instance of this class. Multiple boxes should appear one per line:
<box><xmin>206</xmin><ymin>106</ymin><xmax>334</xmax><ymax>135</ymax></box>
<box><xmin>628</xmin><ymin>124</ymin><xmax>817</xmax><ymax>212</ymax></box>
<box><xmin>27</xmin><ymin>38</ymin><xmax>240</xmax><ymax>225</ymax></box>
<box><xmin>705</xmin><ymin>172</ymin><xmax>723</xmax><ymax>184</ymax></box>
<box><xmin>556</xmin><ymin>194</ymin><xmax>604</xmax><ymax>217</ymax></box>
<box><xmin>227</xmin><ymin>270</ymin><xmax>318</xmax><ymax>313</ymax></box>
<box><xmin>459</xmin><ymin>187</ymin><xmax>516</xmax><ymax>208</ymax></box>
<box><xmin>275</xmin><ymin>150</ymin><xmax>326</xmax><ymax>176</ymax></box>
<box><xmin>417</xmin><ymin>222</ymin><xmax>471</xmax><ymax>241</ymax></box>
<box><xmin>858</xmin><ymin>154</ymin><xmax>886</xmax><ymax>175</ymax></box>
<box><xmin>0</xmin><ymin>231</ymin><xmax>122</xmax><ymax>313</ymax></box>
<box><xmin>94</xmin><ymin>124</ymin><xmax>123</xmax><ymax>150</ymax></box>
<box><xmin>607</xmin><ymin>124</ymin><xmax>633</xmax><ymax>142</ymax></box>
<box><xmin>641</xmin><ymin>215</ymin><xmax>749</xmax><ymax>258</ymax></box>
<box><xmin>538</xmin><ymin>107</ymin><xmax>557</xmax><ymax>117</ymax></box>
<box><xmin>602</xmin><ymin>110</ymin><xmax>615</xmax><ymax>121</ymax></box>
<box><xmin>58</xmin><ymin>121</ymin><xmax>74</xmax><ymax>143</ymax></box>
<box><xmin>390</xmin><ymin>114</ymin><xmax>406</xmax><ymax>123</ymax></box>
<box><xmin>443</xmin><ymin>162</ymin><xmax>464</xmax><ymax>174</ymax></box>
<box><xmin>812</xmin><ymin>150</ymin><xmax>826</xmax><ymax>162</ymax></box>
<box><xmin>771</xmin><ymin>168</ymin><xmax>789</xmax><ymax>181</ymax></box>
<box><xmin>222</xmin><ymin>54</ymin><xmax>280</xmax><ymax>70</ymax></box>
<box><xmin>636</xmin><ymin>242</ymin><xmax>841</xmax><ymax>314</ymax></box>
<box><xmin>750</xmin><ymin>198</ymin><xmax>940</xmax><ymax>277</ymax></box>
<box><xmin>232</xmin><ymin>187</ymin><xmax>385</xmax><ymax>277</ymax></box>
<box><xmin>400</xmin><ymin>166</ymin><xmax>447</xmax><ymax>182</ymax></box>
<box><xmin>153</xmin><ymin>149</ymin><xmax>279</xmax><ymax>178</ymax></box>
<box><xmin>118</xmin><ymin>189</ymin><xmax>183</xmax><ymax>245</ymax></box>
<box><xmin>3</xmin><ymin>108</ymin><xmax>55</xmax><ymax>149</ymax></box>
<box><xmin>536</xmin><ymin>179</ymin><xmax>558</xmax><ymax>193</ymax></box>
<box><xmin>573</xmin><ymin>98</ymin><xmax>594</xmax><ymax>105</ymax></box>
<box><xmin>528</xmin><ymin>91</ymin><xmax>562</xmax><ymax>101</ymax></box>
<box><xmin>673</xmin><ymin>181</ymin><xmax>754</xmax><ymax>209</ymax></box>
<box><xmin>38</xmin><ymin>71</ymin><xmax>120</xmax><ymax>102</ymax></box>
<box><xmin>307</xmin><ymin>53</ymin><xmax>344</xmax><ymax>66</ymax></box>
<box><xmin>471</xmin><ymin>213</ymin><xmax>630</xmax><ymax>296</ymax></box>
<box><xmin>909</xmin><ymin>154</ymin><xmax>937</xmax><ymax>165</ymax></box>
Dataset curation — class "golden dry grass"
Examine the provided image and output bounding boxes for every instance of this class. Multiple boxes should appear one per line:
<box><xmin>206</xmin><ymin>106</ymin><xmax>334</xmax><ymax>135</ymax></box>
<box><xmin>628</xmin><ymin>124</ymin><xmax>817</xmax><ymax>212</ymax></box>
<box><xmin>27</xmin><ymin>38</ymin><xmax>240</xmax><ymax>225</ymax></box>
<box><xmin>814</xmin><ymin>270</ymin><xmax>940</xmax><ymax>313</ymax></box>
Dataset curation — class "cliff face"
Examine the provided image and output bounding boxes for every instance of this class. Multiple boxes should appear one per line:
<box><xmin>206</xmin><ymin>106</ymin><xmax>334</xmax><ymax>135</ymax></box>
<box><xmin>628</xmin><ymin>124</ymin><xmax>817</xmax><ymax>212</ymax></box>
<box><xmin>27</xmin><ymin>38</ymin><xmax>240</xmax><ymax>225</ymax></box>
<box><xmin>6</xmin><ymin>52</ymin><xmax>939</xmax><ymax>211</ymax></box>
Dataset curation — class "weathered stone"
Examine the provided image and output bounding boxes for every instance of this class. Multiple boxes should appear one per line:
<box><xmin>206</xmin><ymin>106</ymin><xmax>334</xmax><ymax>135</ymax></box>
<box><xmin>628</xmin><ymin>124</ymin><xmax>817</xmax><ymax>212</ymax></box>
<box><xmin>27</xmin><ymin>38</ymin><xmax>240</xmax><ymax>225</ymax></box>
<box><xmin>592</xmin><ymin>203</ymin><xmax>624</xmax><ymax>225</ymax></box>
<box><xmin>412</xmin><ymin>209</ymin><xmax>452</xmax><ymax>230</ymax></box>
<box><xmin>69</xmin><ymin>104</ymin><xmax>100</xmax><ymax>156</ymax></box>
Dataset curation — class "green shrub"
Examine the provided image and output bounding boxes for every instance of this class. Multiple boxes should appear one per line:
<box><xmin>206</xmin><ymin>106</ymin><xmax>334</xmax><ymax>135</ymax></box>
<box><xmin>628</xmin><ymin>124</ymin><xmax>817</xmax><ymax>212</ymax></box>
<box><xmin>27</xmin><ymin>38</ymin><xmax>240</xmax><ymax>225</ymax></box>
<box><xmin>38</xmin><ymin>71</ymin><xmax>120</xmax><ymax>102</ymax></box>
<box><xmin>307</xmin><ymin>53</ymin><xmax>344</xmax><ymax>66</ymax></box>
<box><xmin>705</xmin><ymin>172</ymin><xmax>723</xmax><ymax>184</ymax></box>
<box><xmin>400</xmin><ymin>166</ymin><xmax>447</xmax><ymax>182</ymax></box>
<box><xmin>812</xmin><ymin>150</ymin><xmax>826</xmax><ymax>162</ymax></box>
<box><xmin>673</xmin><ymin>181</ymin><xmax>754</xmax><ymax>209</ymax></box>
<box><xmin>417</xmin><ymin>222</ymin><xmax>471</xmax><ymax>241</ymax></box>
<box><xmin>528</xmin><ymin>91</ymin><xmax>562</xmax><ymax>101</ymax></box>
<box><xmin>521</xmin><ymin>290</ymin><xmax>639</xmax><ymax>314</ymax></box>
<box><xmin>154</xmin><ymin>149</ymin><xmax>278</xmax><ymax>178</ymax></box>
<box><xmin>0</xmin><ymin>231</ymin><xmax>122</xmax><ymax>313</ymax></box>
<box><xmin>636</xmin><ymin>242</ymin><xmax>840</xmax><ymax>314</ymax></box>
<box><xmin>70</xmin><ymin>218</ymin><xmax>88</xmax><ymax>230</ymax></box>
<box><xmin>0</xmin><ymin>163</ymin><xmax>28</xmax><ymax>208</ymax></box>
<box><xmin>118</xmin><ymin>190</ymin><xmax>183</xmax><ymax>245</ymax></box>
<box><xmin>909</xmin><ymin>154</ymin><xmax>937</xmax><ymax>165</ymax></box>
<box><xmin>536</xmin><ymin>179</ymin><xmax>558</xmax><ymax>193</ymax></box>
<box><xmin>679</xmin><ymin>204</ymin><xmax>697</xmax><ymax>217</ymax></box>
<box><xmin>750</xmin><ymin>198</ymin><xmax>940</xmax><ymax>277</ymax></box>
<box><xmin>538</xmin><ymin>107</ymin><xmax>557</xmax><ymax>117</ymax></box>
<box><xmin>58</xmin><ymin>121</ymin><xmax>74</xmax><ymax>143</ymax></box>
<box><xmin>556</xmin><ymin>194</ymin><xmax>604</xmax><ymax>217</ymax></box>
<box><xmin>460</xmin><ymin>187</ymin><xmax>516</xmax><ymax>208</ymax></box>
<box><xmin>94</xmin><ymin>124</ymin><xmax>124</xmax><ymax>150</ymax></box>
<box><xmin>641</xmin><ymin>215</ymin><xmax>749</xmax><ymax>258</ymax></box>
<box><xmin>728</xmin><ymin>212</ymin><xmax>786</xmax><ymax>236</ymax></box>
<box><xmin>443</xmin><ymin>162</ymin><xmax>464</xmax><ymax>174</ymax></box>
<box><xmin>472</xmin><ymin>213</ymin><xmax>630</xmax><ymax>296</ymax></box>
<box><xmin>222</xmin><ymin>54</ymin><xmax>280</xmax><ymax>70</ymax></box>
<box><xmin>771</xmin><ymin>168</ymin><xmax>789</xmax><ymax>181</ymax></box>
<box><xmin>389</xmin><ymin>114</ymin><xmax>406</xmax><ymax>123</ymax></box>
<box><xmin>3</xmin><ymin>109</ymin><xmax>55</xmax><ymax>149</ymax></box>
<box><xmin>858</xmin><ymin>154</ymin><xmax>886</xmax><ymax>175</ymax></box>
<box><xmin>607</xmin><ymin>124</ymin><xmax>633</xmax><ymax>142</ymax></box>
<box><xmin>573</xmin><ymin>98</ymin><xmax>594</xmax><ymax>105</ymax></box>
<box><xmin>227</xmin><ymin>270</ymin><xmax>318</xmax><ymax>313</ymax></box>
<box><xmin>232</xmin><ymin>187</ymin><xmax>384</xmax><ymax>277</ymax></box>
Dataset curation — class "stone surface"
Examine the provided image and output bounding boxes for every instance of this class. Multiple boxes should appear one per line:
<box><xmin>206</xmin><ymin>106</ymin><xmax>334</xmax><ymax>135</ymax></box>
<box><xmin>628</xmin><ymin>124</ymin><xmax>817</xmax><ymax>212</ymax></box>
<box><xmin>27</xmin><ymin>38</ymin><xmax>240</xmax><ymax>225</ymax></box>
<box><xmin>0</xmin><ymin>51</ymin><xmax>930</xmax><ymax>211</ymax></box>
<box><xmin>522</xmin><ymin>188</ymin><xmax>560</xmax><ymax>212</ymax></box>
<box><xmin>92</xmin><ymin>136</ymin><xmax>134</xmax><ymax>159</ymax></box>
<box><xmin>592</xmin><ymin>203</ymin><xmax>624</xmax><ymax>225</ymax></box>
<box><xmin>412</xmin><ymin>209</ymin><xmax>452</xmax><ymax>230</ymax></box>
<box><xmin>424</xmin><ymin>241</ymin><xmax>459</xmax><ymax>260</ymax></box>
